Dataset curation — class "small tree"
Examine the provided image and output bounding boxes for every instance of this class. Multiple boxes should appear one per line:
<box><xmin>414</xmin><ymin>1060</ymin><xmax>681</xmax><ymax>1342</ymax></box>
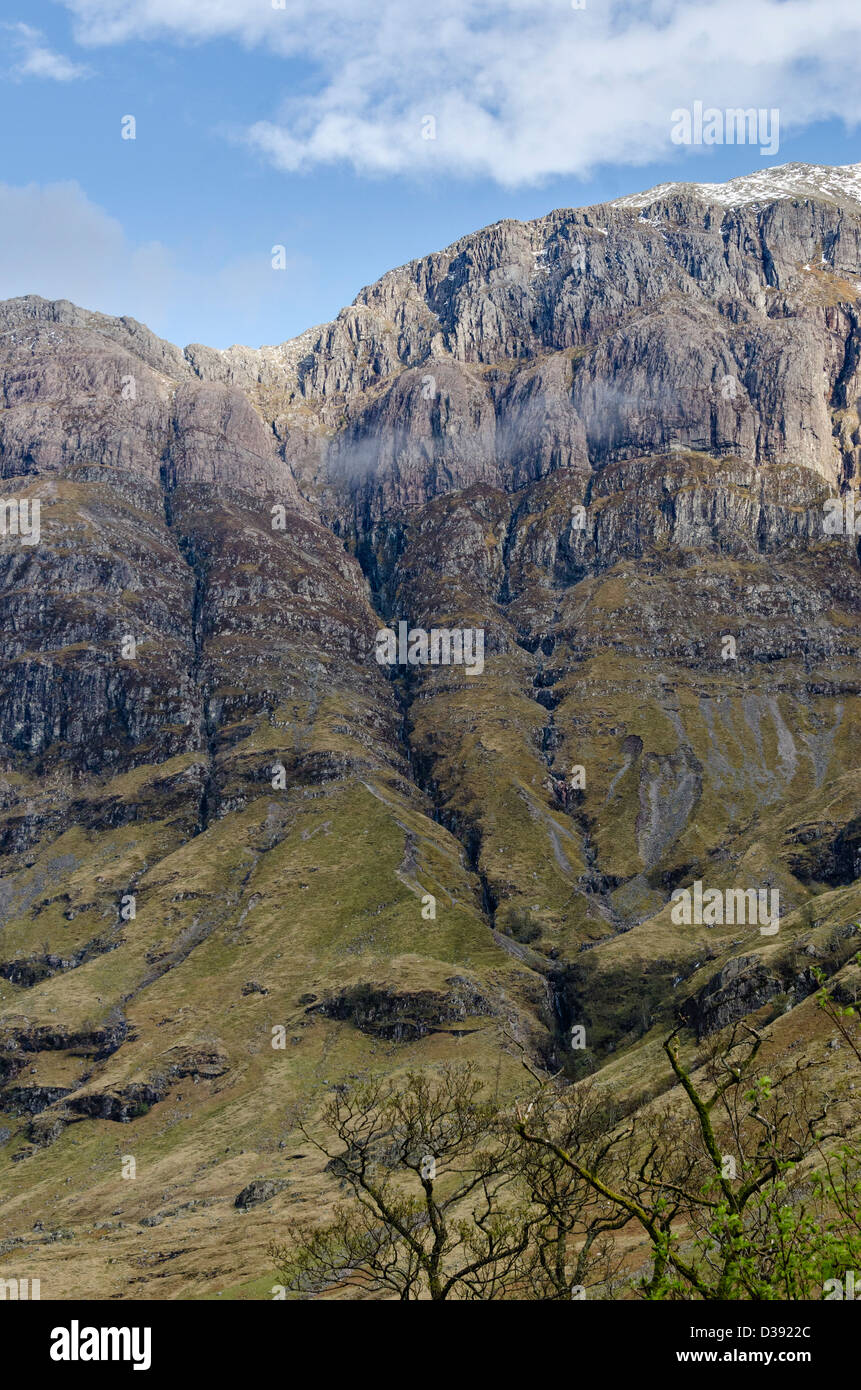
<box><xmin>516</xmin><ymin>1076</ymin><xmax>629</xmax><ymax>1299</ymax></box>
<box><xmin>270</xmin><ymin>953</ymin><xmax>861</xmax><ymax>1300</ymax></box>
<box><xmin>518</xmin><ymin>1018</ymin><xmax>861</xmax><ymax>1299</ymax></box>
<box><xmin>269</xmin><ymin>1064</ymin><xmax>532</xmax><ymax>1300</ymax></box>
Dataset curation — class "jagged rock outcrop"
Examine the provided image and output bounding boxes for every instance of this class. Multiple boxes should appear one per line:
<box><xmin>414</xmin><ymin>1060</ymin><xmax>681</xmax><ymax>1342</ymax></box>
<box><xmin>234</xmin><ymin>1179</ymin><xmax>287</xmax><ymax>1210</ymax></box>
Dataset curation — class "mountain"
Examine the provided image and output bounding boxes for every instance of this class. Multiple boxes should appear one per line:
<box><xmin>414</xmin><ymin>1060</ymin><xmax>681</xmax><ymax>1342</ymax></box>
<box><xmin>611</xmin><ymin>160</ymin><xmax>861</xmax><ymax>210</ymax></box>
<box><xmin>0</xmin><ymin>161</ymin><xmax>859</xmax><ymax>1298</ymax></box>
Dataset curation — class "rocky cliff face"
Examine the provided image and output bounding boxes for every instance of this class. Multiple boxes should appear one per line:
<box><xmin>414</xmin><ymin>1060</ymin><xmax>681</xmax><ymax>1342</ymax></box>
<box><xmin>0</xmin><ymin>162</ymin><xmax>858</xmax><ymax>1298</ymax></box>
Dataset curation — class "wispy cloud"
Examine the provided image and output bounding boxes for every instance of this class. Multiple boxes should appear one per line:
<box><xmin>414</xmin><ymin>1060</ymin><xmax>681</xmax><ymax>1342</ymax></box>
<box><xmin>4</xmin><ymin>22</ymin><xmax>90</xmax><ymax>82</ymax></box>
<box><xmin>0</xmin><ymin>181</ymin><xmax>309</xmax><ymax>348</ymax></box>
<box><xmin>57</xmin><ymin>0</ymin><xmax>861</xmax><ymax>185</ymax></box>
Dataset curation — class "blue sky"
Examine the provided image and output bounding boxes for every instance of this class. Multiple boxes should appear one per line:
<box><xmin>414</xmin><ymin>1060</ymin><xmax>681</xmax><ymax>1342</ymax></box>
<box><xmin>1</xmin><ymin>0</ymin><xmax>860</xmax><ymax>349</ymax></box>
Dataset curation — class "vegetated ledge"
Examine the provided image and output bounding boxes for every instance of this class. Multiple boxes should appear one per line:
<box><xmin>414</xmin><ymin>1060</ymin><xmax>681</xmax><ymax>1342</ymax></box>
<box><xmin>0</xmin><ymin>935</ymin><xmax>122</xmax><ymax>988</ymax></box>
<box><xmin>308</xmin><ymin>978</ymin><xmax>497</xmax><ymax>1042</ymax></box>
<box><xmin>680</xmin><ymin>920</ymin><xmax>861</xmax><ymax>1039</ymax></box>
<box><xmin>0</xmin><ymin>1018</ymin><xmax>130</xmax><ymax>1060</ymax></box>
<box><xmin>3</xmin><ymin>1043</ymin><xmax>231</xmax><ymax>1159</ymax></box>
<box><xmin>66</xmin><ymin>1081</ymin><xmax>166</xmax><ymax>1123</ymax></box>
<box><xmin>63</xmin><ymin>1045</ymin><xmax>230</xmax><ymax>1123</ymax></box>
<box><xmin>0</xmin><ymin>1084</ymin><xmax>72</xmax><ymax>1116</ymax></box>
<box><xmin>6</xmin><ymin>1083</ymin><xmax>166</xmax><ymax>1158</ymax></box>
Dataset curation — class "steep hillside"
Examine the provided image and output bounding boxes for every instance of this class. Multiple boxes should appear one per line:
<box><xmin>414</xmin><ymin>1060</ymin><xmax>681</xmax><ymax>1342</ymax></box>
<box><xmin>0</xmin><ymin>161</ymin><xmax>859</xmax><ymax>1298</ymax></box>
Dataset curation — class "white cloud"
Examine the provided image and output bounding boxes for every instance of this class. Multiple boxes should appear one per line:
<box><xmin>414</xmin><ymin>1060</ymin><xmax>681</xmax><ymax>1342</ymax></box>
<box><xmin>4</xmin><ymin>22</ymin><xmax>90</xmax><ymax>81</ymax></box>
<box><xmin>0</xmin><ymin>181</ymin><xmax>308</xmax><ymax>348</ymax></box>
<box><xmin>0</xmin><ymin>182</ymin><xmax>160</xmax><ymax>310</ymax></box>
<box><xmin>55</xmin><ymin>0</ymin><xmax>861</xmax><ymax>184</ymax></box>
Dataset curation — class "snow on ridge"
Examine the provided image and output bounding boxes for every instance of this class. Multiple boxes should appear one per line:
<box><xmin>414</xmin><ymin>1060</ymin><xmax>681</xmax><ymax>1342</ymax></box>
<box><xmin>612</xmin><ymin>162</ymin><xmax>861</xmax><ymax>211</ymax></box>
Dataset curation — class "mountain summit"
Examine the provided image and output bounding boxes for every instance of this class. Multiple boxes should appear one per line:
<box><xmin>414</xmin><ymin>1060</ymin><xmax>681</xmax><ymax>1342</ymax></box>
<box><xmin>612</xmin><ymin>159</ymin><xmax>861</xmax><ymax>209</ymax></box>
<box><xmin>0</xmin><ymin>166</ymin><xmax>858</xmax><ymax>1298</ymax></box>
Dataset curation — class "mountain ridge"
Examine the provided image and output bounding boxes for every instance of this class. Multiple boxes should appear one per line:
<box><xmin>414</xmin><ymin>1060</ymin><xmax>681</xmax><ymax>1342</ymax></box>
<box><xmin>0</xmin><ymin>163</ymin><xmax>858</xmax><ymax>1299</ymax></box>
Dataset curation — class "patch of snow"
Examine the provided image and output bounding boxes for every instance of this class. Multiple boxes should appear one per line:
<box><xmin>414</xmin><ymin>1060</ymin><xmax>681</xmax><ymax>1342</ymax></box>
<box><xmin>612</xmin><ymin>161</ymin><xmax>861</xmax><ymax>212</ymax></box>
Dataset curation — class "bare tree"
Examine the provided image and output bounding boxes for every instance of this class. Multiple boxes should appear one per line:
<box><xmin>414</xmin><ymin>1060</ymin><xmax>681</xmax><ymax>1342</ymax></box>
<box><xmin>515</xmin><ymin>1077</ymin><xmax>629</xmax><ymax>1298</ymax></box>
<box><xmin>269</xmin><ymin>1064</ymin><xmax>532</xmax><ymax>1300</ymax></box>
<box><xmin>518</xmin><ymin>1022</ymin><xmax>859</xmax><ymax>1299</ymax></box>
